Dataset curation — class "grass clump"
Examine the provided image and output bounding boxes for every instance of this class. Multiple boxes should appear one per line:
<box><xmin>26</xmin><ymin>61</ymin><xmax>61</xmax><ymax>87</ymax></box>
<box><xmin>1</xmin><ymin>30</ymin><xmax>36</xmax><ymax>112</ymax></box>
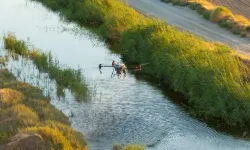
<box><xmin>8</xmin><ymin>104</ymin><xmax>39</xmax><ymax>124</ymax></box>
<box><xmin>21</xmin><ymin>126</ymin><xmax>73</xmax><ymax>150</ymax></box>
<box><xmin>0</xmin><ymin>104</ymin><xmax>39</xmax><ymax>143</ymax></box>
<box><xmin>0</xmin><ymin>88</ymin><xmax>24</xmax><ymax>106</ymax></box>
<box><xmin>113</xmin><ymin>144</ymin><xmax>144</xmax><ymax>150</ymax></box>
<box><xmin>3</xmin><ymin>33</ymin><xmax>89</xmax><ymax>101</ymax></box>
<box><xmin>45</xmin><ymin>121</ymin><xmax>87</xmax><ymax>149</ymax></box>
<box><xmin>209</xmin><ymin>6</ymin><xmax>231</xmax><ymax>22</ymax></box>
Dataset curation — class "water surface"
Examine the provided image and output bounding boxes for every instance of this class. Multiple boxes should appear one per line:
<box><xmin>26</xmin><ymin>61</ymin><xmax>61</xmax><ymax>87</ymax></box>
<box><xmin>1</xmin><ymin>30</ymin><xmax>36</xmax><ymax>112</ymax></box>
<box><xmin>1</xmin><ymin>1</ymin><xmax>250</xmax><ymax>150</ymax></box>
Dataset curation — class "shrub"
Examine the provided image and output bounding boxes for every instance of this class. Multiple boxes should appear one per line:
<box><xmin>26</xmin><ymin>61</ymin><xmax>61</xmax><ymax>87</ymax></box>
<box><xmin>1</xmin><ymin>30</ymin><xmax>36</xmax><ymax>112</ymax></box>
<box><xmin>179</xmin><ymin>1</ymin><xmax>189</xmax><ymax>6</ymax></box>
<box><xmin>161</xmin><ymin>0</ymin><xmax>172</xmax><ymax>3</ymax></box>
<box><xmin>3</xmin><ymin>34</ymin><xmax>27</xmax><ymax>56</ymax></box>
<box><xmin>172</xmin><ymin>0</ymin><xmax>180</xmax><ymax>5</ymax></box>
<box><xmin>210</xmin><ymin>6</ymin><xmax>232</xmax><ymax>23</ymax></box>
<box><xmin>247</xmin><ymin>26</ymin><xmax>250</xmax><ymax>31</ymax></box>
<box><xmin>188</xmin><ymin>3</ymin><xmax>200</xmax><ymax>10</ymax></box>
<box><xmin>231</xmin><ymin>27</ymin><xmax>241</xmax><ymax>35</ymax></box>
<box><xmin>202</xmin><ymin>10</ymin><xmax>211</xmax><ymax>20</ymax></box>
<box><xmin>240</xmin><ymin>32</ymin><xmax>247</xmax><ymax>37</ymax></box>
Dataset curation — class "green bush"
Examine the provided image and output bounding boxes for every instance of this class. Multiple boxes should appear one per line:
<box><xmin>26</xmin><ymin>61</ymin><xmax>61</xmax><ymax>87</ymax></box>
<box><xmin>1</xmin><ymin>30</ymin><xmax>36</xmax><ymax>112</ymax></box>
<box><xmin>161</xmin><ymin>0</ymin><xmax>172</xmax><ymax>3</ymax></box>
<box><xmin>232</xmin><ymin>27</ymin><xmax>241</xmax><ymax>35</ymax></box>
<box><xmin>188</xmin><ymin>2</ymin><xmax>200</xmax><ymax>10</ymax></box>
<box><xmin>210</xmin><ymin>6</ymin><xmax>231</xmax><ymax>23</ymax></box>
<box><xmin>219</xmin><ymin>20</ymin><xmax>230</xmax><ymax>28</ymax></box>
<box><xmin>202</xmin><ymin>11</ymin><xmax>211</xmax><ymax>20</ymax></box>
<box><xmin>179</xmin><ymin>1</ymin><xmax>189</xmax><ymax>6</ymax></box>
<box><xmin>247</xmin><ymin>26</ymin><xmax>250</xmax><ymax>31</ymax></box>
<box><xmin>172</xmin><ymin>0</ymin><xmax>180</xmax><ymax>5</ymax></box>
<box><xmin>240</xmin><ymin>32</ymin><xmax>247</xmax><ymax>37</ymax></box>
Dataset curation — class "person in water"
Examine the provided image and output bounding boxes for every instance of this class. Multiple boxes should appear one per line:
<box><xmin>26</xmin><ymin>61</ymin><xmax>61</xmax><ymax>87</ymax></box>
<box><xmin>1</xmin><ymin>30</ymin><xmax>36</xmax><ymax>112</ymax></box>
<box><xmin>112</xmin><ymin>61</ymin><xmax>126</xmax><ymax>76</ymax></box>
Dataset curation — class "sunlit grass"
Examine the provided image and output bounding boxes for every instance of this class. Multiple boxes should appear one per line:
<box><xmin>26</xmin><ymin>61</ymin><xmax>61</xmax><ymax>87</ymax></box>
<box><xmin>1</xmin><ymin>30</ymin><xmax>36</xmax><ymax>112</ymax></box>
<box><xmin>3</xmin><ymin>33</ymin><xmax>89</xmax><ymax>101</ymax></box>
<box><xmin>113</xmin><ymin>144</ymin><xmax>144</xmax><ymax>150</ymax></box>
<box><xmin>0</xmin><ymin>88</ymin><xmax>24</xmax><ymax>106</ymax></box>
<box><xmin>0</xmin><ymin>104</ymin><xmax>38</xmax><ymax>143</ymax></box>
<box><xmin>44</xmin><ymin>121</ymin><xmax>87</xmax><ymax>149</ymax></box>
<box><xmin>210</xmin><ymin>6</ymin><xmax>232</xmax><ymax>22</ymax></box>
<box><xmin>21</xmin><ymin>126</ymin><xmax>73</xmax><ymax>150</ymax></box>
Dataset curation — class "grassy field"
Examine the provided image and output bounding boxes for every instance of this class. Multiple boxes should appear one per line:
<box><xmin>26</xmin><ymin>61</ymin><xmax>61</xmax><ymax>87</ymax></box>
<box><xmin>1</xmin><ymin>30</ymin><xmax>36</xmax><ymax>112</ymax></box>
<box><xmin>3</xmin><ymin>33</ymin><xmax>89</xmax><ymax>101</ymax></box>
<box><xmin>29</xmin><ymin>0</ymin><xmax>250</xmax><ymax>131</ymax></box>
<box><xmin>161</xmin><ymin>0</ymin><xmax>250</xmax><ymax>37</ymax></box>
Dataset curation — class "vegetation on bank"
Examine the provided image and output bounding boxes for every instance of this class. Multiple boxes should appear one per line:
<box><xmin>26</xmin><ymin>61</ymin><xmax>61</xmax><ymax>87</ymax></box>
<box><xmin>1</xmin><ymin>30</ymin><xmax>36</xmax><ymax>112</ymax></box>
<box><xmin>30</xmin><ymin>0</ymin><xmax>250</xmax><ymax>129</ymax></box>
<box><xmin>0</xmin><ymin>69</ymin><xmax>88</xmax><ymax>149</ymax></box>
<box><xmin>161</xmin><ymin>0</ymin><xmax>250</xmax><ymax>37</ymax></box>
<box><xmin>113</xmin><ymin>144</ymin><xmax>144</xmax><ymax>150</ymax></box>
<box><xmin>3</xmin><ymin>33</ymin><xmax>89</xmax><ymax>101</ymax></box>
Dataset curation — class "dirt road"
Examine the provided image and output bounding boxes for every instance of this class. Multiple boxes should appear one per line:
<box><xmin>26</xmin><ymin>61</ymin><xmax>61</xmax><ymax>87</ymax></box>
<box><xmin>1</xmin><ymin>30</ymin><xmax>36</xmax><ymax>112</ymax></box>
<box><xmin>124</xmin><ymin>0</ymin><xmax>250</xmax><ymax>55</ymax></box>
<box><xmin>208</xmin><ymin>0</ymin><xmax>250</xmax><ymax>20</ymax></box>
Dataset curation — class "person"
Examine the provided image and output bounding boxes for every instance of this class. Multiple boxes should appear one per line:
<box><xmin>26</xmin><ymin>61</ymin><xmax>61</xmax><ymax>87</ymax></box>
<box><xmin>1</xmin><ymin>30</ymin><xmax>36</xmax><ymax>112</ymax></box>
<box><xmin>112</xmin><ymin>61</ymin><xmax>127</xmax><ymax>77</ymax></box>
<box><xmin>113</xmin><ymin>62</ymin><xmax>121</xmax><ymax>74</ymax></box>
<box><xmin>112</xmin><ymin>60</ymin><xmax>116</xmax><ymax>66</ymax></box>
<box><xmin>120</xmin><ymin>63</ymin><xmax>127</xmax><ymax>75</ymax></box>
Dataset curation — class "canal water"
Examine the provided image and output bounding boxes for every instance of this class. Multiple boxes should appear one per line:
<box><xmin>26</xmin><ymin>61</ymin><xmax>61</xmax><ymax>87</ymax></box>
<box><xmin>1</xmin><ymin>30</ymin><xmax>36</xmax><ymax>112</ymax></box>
<box><xmin>1</xmin><ymin>0</ymin><xmax>250</xmax><ymax>150</ymax></box>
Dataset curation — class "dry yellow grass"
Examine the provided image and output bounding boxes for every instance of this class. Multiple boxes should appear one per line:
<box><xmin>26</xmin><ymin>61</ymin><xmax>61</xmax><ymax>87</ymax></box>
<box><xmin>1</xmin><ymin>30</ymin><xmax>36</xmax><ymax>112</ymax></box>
<box><xmin>9</xmin><ymin>104</ymin><xmax>39</xmax><ymax>125</ymax></box>
<box><xmin>0</xmin><ymin>88</ymin><xmax>24</xmax><ymax>106</ymax></box>
<box><xmin>209</xmin><ymin>6</ymin><xmax>232</xmax><ymax>22</ymax></box>
<box><xmin>113</xmin><ymin>144</ymin><xmax>144</xmax><ymax>150</ymax></box>
<box><xmin>22</xmin><ymin>126</ymin><xmax>73</xmax><ymax>150</ymax></box>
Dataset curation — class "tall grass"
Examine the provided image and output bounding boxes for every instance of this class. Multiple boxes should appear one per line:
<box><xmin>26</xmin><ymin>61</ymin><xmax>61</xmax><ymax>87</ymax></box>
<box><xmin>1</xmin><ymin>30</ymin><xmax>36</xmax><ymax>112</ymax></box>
<box><xmin>3</xmin><ymin>33</ymin><xmax>89</xmax><ymax>101</ymax></box>
<box><xmin>0</xmin><ymin>69</ymin><xmax>88</xmax><ymax>149</ymax></box>
<box><xmin>30</xmin><ymin>0</ymin><xmax>250</xmax><ymax>128</ymax></box>
<box><xmin>161</xmin><ymin>0</ymin><xmax>250</xmax><ymax>37</ymax></box>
